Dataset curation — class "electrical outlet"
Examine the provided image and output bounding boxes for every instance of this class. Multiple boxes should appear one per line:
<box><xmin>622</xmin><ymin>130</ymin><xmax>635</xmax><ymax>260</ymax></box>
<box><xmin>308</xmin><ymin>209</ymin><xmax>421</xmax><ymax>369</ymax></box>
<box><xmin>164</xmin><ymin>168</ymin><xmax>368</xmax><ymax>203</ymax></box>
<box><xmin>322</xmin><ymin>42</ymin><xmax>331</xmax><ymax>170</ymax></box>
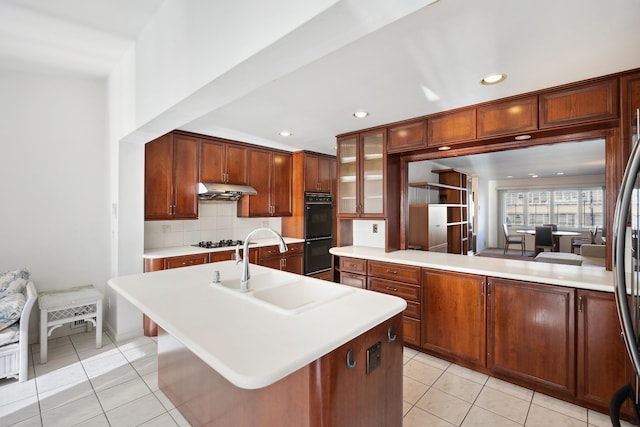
<box><xmin>372</xmin><ymin>224</ymin><xmax>378</xmax><ymax>233</ymax></box>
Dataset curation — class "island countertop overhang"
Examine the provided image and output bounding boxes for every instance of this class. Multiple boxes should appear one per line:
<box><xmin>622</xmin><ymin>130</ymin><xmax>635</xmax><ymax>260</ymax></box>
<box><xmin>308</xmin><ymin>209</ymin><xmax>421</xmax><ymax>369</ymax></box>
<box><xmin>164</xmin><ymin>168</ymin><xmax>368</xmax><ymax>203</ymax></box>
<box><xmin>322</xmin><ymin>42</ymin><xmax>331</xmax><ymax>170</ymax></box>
<box><xmin>108</xmin><ymin>261</ymin><xmax>406</xmax><ymax>389</ymax></box>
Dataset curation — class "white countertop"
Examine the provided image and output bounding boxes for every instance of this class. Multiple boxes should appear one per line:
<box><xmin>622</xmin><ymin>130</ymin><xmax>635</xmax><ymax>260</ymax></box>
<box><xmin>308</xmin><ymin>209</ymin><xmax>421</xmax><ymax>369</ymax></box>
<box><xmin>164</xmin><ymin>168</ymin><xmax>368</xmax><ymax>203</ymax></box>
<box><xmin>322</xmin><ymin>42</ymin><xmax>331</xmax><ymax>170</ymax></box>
<box><xmin>330</xmin><ymin>246</ymin><xmax>614</xmax><ymax>293</ymax></box>
<box><xmin>108</xmin><ymin>261</ymin><xmax>406</xmax><ymax>389</ymax></box>
<box><xmin>143</xmin><ymin>237</ymin><xmax>305</xmax><ymax>259</ymax></box>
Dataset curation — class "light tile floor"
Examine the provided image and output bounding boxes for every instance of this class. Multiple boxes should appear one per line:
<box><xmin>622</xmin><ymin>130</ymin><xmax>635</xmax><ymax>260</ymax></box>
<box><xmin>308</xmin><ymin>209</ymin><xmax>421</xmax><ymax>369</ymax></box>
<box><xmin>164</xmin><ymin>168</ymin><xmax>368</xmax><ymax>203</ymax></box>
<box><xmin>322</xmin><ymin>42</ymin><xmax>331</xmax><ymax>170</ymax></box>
<box><xmin>0</xmin><ymin>332</ymin><xmax>636</xmax><ymax>426</ymax></box>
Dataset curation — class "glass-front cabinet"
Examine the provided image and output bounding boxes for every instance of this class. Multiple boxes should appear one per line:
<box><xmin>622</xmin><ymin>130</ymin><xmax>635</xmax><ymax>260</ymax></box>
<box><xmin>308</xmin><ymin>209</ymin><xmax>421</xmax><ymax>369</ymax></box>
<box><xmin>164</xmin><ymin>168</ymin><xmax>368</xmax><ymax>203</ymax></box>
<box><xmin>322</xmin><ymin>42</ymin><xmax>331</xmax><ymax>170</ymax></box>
<box><xmin>337</xmin><ymin>129</ymin><xmax>386</xmax><ymax>217</ymax></box>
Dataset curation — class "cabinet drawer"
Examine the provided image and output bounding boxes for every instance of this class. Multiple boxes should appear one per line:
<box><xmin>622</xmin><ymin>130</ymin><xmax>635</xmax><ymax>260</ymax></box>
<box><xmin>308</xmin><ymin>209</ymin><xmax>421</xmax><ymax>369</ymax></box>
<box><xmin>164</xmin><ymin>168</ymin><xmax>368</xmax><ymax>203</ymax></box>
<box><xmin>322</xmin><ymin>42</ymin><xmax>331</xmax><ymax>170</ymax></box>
<box><xmin>340</xmin><ymin>257</ymin><xmax>367</xmax><ymax>275</ymax></box>
<box><xmin>340</xmin><ymin>272</ymin><xmax>367</xmax><ymax>289</ymax></box>
<box><xmin>405</xmin><ymin>301</ymin><xmax>421</xmax><ymax>319</ymax></box>
<box><xmin>368</xmin><ymin>261</ymin><xmax>420</xmax><ymax>284</ymax></box>
<box><xmin>368</xmin><ymin>277</ymin><xmax>420</xmax><ymax>302</ymax></box>
<box><xmin>259</xmin><ymin>242</ymin><xmax>304</xmax><ymax>259</ymax></box>
<box><xmin>403</xmin><ymin>317</ymin><xmax>421</xmax><ymax>346</ymax></box>
<box><xmin>164</xmin><ymin>253</ymin><xmax>209</xmax><ymax>269</ymax></box>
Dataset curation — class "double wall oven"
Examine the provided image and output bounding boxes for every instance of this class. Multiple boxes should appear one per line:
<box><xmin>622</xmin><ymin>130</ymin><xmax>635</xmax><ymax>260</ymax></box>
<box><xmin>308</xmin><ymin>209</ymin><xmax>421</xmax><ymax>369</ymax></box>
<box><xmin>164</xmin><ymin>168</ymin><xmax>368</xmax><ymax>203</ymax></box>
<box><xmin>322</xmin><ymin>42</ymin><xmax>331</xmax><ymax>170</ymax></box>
<box><xmin>304</xmin><ymin>192</ymin><xmax>333</xmax><ymax>275</ymax></box>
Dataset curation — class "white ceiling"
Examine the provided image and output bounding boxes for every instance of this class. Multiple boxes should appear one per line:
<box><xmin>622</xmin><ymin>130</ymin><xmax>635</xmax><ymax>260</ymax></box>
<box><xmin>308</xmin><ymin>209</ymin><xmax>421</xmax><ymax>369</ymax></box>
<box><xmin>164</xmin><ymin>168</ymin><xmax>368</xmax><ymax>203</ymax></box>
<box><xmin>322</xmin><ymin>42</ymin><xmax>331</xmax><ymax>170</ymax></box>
<box><xmin>1</xmin><ymin>0</ymin><xmax>639</xmax><ymax>178</ymax></box>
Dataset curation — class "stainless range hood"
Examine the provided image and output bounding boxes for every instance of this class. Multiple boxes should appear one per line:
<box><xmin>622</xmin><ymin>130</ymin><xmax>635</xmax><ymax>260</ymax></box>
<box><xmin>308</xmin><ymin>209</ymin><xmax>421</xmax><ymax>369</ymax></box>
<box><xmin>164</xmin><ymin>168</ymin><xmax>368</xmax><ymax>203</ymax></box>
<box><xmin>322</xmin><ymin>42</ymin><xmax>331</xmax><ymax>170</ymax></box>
<box><xmin>198</xmin><ymin>182</ymin><xmax>257</xmax><ymax>201</ymax></box>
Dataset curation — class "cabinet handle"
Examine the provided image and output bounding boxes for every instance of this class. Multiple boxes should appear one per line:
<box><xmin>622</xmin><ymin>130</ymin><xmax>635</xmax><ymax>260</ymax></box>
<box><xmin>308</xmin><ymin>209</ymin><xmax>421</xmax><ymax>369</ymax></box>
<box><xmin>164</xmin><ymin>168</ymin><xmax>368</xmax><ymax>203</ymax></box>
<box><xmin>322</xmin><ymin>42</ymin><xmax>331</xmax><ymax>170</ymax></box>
<box><xmin>385</xmin><ymin>286</ymin><xmax>398</xmax><ymax>292</ymax></box>
<box><xmin>578</xmin><ymin>295</ymin><xmax>584</xmax><ymax>313</ymax></box>
<box><xmin>387</xmin><ymin>325</ymin><xmax>397</xmax><ymax>342</ymax></box>
<box><xmin>346</xmin><ymin>349</ymin><xmax>356</xmax><ymax>369</ymax></box>
<box><xmin>386</xmin><ymin>269</ymin><xmax>398</xmax><ymax>275</ymax></box>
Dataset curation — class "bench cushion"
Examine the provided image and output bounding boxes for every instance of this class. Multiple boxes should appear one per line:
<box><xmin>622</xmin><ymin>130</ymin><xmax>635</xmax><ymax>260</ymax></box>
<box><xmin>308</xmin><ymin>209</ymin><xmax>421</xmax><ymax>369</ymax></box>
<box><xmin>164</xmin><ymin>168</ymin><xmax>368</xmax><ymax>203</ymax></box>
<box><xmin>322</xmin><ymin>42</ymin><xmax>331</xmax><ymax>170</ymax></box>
<box><xmin>0</xmin><ymin>292</ymin><xmax>26</xmax><ymax>332</ymax></box>
<box><xmin>535</xmin><ymin>252</ymin><xmax>583</xmax><ymax>266</ymax></box>
<box><xmin>0</xmin><ymin>323</ymin><xmax>19</xmax><ymax>346</ymax></box>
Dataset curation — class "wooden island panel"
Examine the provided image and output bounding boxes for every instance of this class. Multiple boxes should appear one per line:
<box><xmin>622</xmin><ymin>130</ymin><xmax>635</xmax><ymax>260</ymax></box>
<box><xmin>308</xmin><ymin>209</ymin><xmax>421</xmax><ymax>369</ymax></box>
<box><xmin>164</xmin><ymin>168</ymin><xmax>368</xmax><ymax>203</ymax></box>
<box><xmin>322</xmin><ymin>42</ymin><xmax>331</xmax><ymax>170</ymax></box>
<box><xmin>158</xmin><ymin>313</ymin><xmax>404</xmax><ymax>427</ymax></box>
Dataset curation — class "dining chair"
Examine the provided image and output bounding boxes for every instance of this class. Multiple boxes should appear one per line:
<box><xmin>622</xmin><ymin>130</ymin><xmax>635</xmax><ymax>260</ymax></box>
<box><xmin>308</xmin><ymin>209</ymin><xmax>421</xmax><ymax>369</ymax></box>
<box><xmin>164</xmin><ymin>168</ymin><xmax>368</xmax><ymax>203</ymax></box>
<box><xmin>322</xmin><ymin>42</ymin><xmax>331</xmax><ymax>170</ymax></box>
<box><xmin>571</xmin><ymin>226</ymin><xmax>598</xmax><ymax>254</ymax></box>
<box><xmin>503</xmin><ymin>223</ymin><xmax>525</xmax><ymax>255</ymax></box>
<box><xmin>535</xmin><ymin>225</ymin><xmax>555</xmax><ymax>254</ymax></box>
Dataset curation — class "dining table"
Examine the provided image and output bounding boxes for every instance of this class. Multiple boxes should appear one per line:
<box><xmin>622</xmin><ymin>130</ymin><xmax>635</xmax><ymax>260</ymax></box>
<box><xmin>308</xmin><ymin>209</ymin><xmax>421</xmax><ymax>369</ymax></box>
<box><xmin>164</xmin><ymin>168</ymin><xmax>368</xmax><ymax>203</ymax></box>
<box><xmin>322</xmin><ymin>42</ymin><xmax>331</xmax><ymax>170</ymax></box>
<box><xmin>516</xmin><ymin>229</ymin><xmax>581</xmax><ymax>252</ymax></box>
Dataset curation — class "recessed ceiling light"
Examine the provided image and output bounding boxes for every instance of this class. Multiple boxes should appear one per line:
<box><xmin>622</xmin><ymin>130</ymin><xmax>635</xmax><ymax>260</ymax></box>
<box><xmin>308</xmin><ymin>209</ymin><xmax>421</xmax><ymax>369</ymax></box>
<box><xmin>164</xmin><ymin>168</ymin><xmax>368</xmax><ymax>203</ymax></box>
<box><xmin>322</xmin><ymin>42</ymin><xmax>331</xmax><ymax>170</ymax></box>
<box><xmin>481</xmin><ymin>73</ymin><xmax>507</xmax><ymax>85</ymax></box>
<box><xmin>279</xmin><ymin>130</ymin><xmax>292</xmax><ymax>137</ymax></box>
<box><xmin>557</xmin><ymin>172</ymin><xmax>565</xmax><ymax>175</ymax></box>
<box><xmin>515</xmin><ymin>134</ymin><xmax>531</xmax><ymax>141</ymax></box>
<box><xmin>531</xmin><ymin>174</ymin><xmax>539</xmax><ymax>178</ymax></box>
<box><xmin>353</xmin><ymin>111</ymin><xmax>369</xmax><ymax>118</ymax></box>
<box><xmin>507</xmin><ymin>175</ymin><xmax>513</xmax><ymax>178</ymax></box>
<box><xmin>438</xmin><ymin>146</ymin><xmax>451</xmax><ymax>151</ymax></box>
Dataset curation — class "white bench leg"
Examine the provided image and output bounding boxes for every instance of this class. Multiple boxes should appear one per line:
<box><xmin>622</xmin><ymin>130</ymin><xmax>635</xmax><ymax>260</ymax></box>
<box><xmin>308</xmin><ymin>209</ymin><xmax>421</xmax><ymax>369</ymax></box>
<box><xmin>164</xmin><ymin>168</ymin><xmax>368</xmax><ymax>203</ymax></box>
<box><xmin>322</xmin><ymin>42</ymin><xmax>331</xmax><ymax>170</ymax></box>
<box><xmin>96</xmin><ymin>299</ymin><xmax>102</xmax><ymax>349</ymax></box>
<box><xmin>40</xmin><ymin>308</ymin><xmax>48</xmax><ymax>364</ymax></box>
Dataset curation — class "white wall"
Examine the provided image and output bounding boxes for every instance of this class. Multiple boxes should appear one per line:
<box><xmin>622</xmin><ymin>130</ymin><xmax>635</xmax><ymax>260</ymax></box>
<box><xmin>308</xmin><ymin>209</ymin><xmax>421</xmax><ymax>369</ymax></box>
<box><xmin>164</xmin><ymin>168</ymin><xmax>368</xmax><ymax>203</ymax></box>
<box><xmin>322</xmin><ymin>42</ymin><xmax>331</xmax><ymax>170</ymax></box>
<box><xmin>144</xmin><ymin>202</ymin><xmax>281</xmax><ymax>249</ymax></box>
<box><xmin>0</xmin><ymin>69</ymin><xmax>109</xmax><ymax>339</ymax></box>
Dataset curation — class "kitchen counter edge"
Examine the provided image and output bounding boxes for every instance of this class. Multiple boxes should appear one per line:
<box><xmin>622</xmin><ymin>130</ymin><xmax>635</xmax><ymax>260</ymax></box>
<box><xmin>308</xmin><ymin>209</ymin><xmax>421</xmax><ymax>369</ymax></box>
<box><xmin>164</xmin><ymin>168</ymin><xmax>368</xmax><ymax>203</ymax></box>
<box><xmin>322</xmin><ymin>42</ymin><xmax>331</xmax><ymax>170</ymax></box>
<box><xmin>330</xmin><ymin>246</ymin><xmax>614</xmax><ymax>293</ymax></box>
<box><xmin>143</xmin><ymin>237</ymin><xmax>305</xmax><ymax>259</ymax></box>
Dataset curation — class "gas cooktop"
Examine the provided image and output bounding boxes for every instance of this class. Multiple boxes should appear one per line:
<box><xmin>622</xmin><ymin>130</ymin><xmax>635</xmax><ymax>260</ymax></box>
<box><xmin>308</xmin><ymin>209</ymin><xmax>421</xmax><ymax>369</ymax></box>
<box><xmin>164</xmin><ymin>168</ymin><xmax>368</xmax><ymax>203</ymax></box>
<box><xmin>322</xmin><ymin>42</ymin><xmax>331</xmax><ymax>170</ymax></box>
<box><xmin>193</xmin><ymin>240</ymin><xmax>244</xmax><ymax>249</ymax></box>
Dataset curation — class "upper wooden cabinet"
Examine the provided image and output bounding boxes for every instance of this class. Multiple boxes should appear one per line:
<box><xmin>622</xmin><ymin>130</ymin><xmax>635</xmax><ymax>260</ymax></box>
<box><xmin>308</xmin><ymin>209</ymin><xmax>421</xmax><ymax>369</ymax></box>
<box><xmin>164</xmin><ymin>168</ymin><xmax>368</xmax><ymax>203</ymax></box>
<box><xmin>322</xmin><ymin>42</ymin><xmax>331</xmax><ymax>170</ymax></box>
<box><xmin>539</xmin><ymin>78</ymin><xmax>618</xmax><ymax>129</ymax></box>
<box><xmin>427</xmin><ymin>109</ymin><xmax>476</xmax><ymax>147</ymax></box>
<box><xmin>477</xmin><ymin>96</ymin><xmax>538</xmax><ymax>138</ymax></box>
<box><xmin>303</xmin><ymin>152</ymin><xmax>335</xmax><ymax>193</ymax></box>
<box><xmin>145</xmin><ymin>132</ymin><xmax>199</xmax><ymax>220</ymax></box>
<box><xmin>238</xmin><ymin>148</ymin><xmax>292</xmax><ymax>217</ymax></box>
<box><xmin>199</xmin><ymin>139</ymin><xmax>248</xmax><ymax>185</ymax></box>
<box><xmin>387</xmin><ymin>120</ymin><xmax>427</xmax><ymax>153</ymax></box>
<box><xmin>337</xmin><ymin>129</ymin><xmax>386</xmax><ymax>217</ymax></box>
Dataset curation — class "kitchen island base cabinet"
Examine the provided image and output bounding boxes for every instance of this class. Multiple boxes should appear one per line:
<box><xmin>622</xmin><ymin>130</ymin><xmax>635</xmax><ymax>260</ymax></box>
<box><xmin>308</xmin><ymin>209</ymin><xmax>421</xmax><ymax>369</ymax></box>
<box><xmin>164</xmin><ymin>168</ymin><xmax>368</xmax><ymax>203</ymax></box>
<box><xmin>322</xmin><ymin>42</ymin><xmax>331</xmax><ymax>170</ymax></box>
<box><xmin>487</xmin><ymin>278</ymin><xmax>575</xmax><ymax>396</ymax></box>
<box><xmin>158</xmin><ymin>313</ymin><xmax>403</xmax><ymax>427</ymax></box>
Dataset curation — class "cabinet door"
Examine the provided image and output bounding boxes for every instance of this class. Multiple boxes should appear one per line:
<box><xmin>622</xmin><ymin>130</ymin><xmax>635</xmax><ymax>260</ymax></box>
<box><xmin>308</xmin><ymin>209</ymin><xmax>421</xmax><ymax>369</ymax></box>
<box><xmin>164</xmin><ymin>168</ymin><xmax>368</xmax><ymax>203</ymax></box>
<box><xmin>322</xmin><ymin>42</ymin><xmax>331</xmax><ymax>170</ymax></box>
<box><xmin>487</xmin><ymin>277</ymin><xmax>575</xmax><ymax>395</ymax></box>
<box><xmin>245</xmin><ymin>148</ymin><xmax>272</xmax><ymax>216</ymax></box>
<box><xmin>270</xmin><ymin>152</ymin><xmax>292</xmax><ymax>216</ymax></box>
<box><xmin>304</xmin><ymin>154</ymin><xmax>320</xmax><ymax>192</ymax></box>
<box><xmin>422</xmin><ymin>269</ymin><xmax>486</xmax><ymax>367</ymax></box>
<box><xmin>477</xmin><ymin>96</ymin><xmax>538</xmax><ymax>138</ymax></box>
<box><xmin>172</xmin><ymin>134</ymin><xmax>199</xmax><ymax>219</ymax></box>
<box><xmin>145</xmin><ymin>134</ymin><xmax>174</xmax><ymax>219</ymax></box>
<box><xmin>337</xmin><ymin>136</ymin><xmax>358</xmax><ymax>216</ymax></box>
<box><xmin>427</xmin><ymin>108</ymin><xmax>476</xmax><ymax>147</ymax></box>
<box><xmin>539</xmin><ymin>78</ymin><xmax>618</xmax><ymax>129</ymax></box>
<box><xmin>577</xmin><ymin>290</ymin><xmax>630</xmax><ymax>411</ymax></box>
<box><xmin>225</xmin><ymin>143</ymin><xmax>249</xmax><ymax>184</ymax></box>
<box><xmin>282</xmin><ymin>253</ymin><xmax>303</xmax><ymax>274</ymax></box>
<box><xmin>317</xmin><ymin>156</ymin><xmax>335</xmax><ymax>193</ymax></box>
<box><xmin>199</xmin><ymin>140</ymin><xmax>225</xmax><ymax>183</ymax></box>
<box><xmin>387</xmin><ymin>120</ymin><xmax>427</xmax><ymax>153</ymax></box>
<box><xmin>361</xmin><ymin>130</ymin><xmax>385</xmax><ymax>216</ymax></box>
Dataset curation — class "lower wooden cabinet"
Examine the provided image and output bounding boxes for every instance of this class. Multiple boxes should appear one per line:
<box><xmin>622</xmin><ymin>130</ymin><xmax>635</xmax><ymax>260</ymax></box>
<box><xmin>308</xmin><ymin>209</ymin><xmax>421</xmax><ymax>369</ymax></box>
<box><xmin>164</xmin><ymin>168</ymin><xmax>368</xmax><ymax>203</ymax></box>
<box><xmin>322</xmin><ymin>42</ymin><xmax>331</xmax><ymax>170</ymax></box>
<box><xmin>258</xmin><ymin>242</ymin><xmax>304</xmax><ymax>274</ymax></box>
<box><xmin>487</xmin><ymin>277</ymin><xmax>575</xmax><ymax>395</ymax></box>
<box><xmin>422</xmin><ymin>269</ymin><xmax>485</xmax><ymax>367</ymax></box>
<box><xmin>158</xmin><ymin>313</ymin><xmax>403</xmax><ymax>426</ymax></box>
<box><xmin>577</xmin><ymin>290</ymin><xmax>631</xmax><ymax>414</ymax></box>
<box><xmin>367</xmin><ymin>261</ymin><xmax>421</xmax><ymax>347</ymax></box>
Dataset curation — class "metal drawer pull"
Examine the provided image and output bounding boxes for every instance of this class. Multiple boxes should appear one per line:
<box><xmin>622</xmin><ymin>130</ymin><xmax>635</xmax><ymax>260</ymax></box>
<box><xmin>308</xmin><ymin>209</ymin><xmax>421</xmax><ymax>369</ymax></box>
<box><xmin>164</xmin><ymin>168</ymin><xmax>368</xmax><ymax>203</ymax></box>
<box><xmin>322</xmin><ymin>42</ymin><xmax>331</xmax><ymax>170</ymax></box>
<box><xmin>386</xmin><ymin>269</ymin><xmax>398</xmax><ymax>274</ymax></box>
<box><xmin>385</xmin><ymin>286</ymin><xmax>398</xmax><ymax>292</ymax></box>
<box><xmin>346</xmin><ymin>349</ymin><xmax>356</xmax><ymax>369</ymax></box>
<box><xmin>387</xmin><ymin>325</ymin><xmax>396</xmax><ymax>342</ymax></box>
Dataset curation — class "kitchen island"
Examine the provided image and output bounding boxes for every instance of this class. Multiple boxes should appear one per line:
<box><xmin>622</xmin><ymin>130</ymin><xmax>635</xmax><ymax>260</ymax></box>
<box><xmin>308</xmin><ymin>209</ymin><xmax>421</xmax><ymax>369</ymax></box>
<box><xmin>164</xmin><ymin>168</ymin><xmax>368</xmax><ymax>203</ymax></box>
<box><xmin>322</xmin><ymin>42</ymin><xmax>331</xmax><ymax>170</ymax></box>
<box><xmin>108</xmin><ymin>261</ymin><xmax>406</xmax><ymax>426</ymax></box>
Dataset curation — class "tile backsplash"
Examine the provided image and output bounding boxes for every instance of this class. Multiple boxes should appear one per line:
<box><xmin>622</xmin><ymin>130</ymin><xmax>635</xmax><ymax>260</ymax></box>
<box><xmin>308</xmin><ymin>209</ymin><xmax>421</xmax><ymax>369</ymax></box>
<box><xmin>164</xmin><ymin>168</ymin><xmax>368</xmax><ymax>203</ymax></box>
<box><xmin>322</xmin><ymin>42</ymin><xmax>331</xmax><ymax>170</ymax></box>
<box><xmin>144</xmin><ymin>201</ymin><xmax>282</xmax><ymax>249</ymax></box>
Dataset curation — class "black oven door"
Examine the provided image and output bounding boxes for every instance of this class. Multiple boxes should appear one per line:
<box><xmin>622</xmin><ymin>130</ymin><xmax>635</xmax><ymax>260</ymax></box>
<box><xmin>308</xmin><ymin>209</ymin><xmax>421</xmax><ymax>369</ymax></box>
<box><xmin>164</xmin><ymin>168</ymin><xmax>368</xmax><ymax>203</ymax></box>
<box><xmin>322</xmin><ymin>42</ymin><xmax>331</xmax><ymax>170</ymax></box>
<box><xmin>305</xmin><ymin>237</ymin><xmax>333</xmax><ymax>274</ymax></box>
<box><xmin>305</xmin><ymin>202</ymin><xmax>333</xmax><ymax>239</ymax></box>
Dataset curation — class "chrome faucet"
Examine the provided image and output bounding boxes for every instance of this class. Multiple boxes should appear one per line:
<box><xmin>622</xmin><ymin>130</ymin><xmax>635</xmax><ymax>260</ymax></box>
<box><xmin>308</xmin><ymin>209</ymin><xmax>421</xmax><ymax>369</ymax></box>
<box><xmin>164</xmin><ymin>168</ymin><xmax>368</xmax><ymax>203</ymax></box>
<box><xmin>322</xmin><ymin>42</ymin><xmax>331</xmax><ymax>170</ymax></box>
<box><xmin>238</xmin><ymin>228</ymin><xmax>288</xmax><ymax>292</ymax></box>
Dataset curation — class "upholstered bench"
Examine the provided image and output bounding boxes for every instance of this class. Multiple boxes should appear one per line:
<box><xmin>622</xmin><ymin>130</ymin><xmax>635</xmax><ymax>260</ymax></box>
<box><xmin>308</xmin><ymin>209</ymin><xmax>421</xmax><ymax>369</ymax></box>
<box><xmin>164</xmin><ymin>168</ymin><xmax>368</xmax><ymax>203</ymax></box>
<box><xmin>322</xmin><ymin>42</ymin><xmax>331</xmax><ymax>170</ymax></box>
<box><xmin>535</xmin><ymin>252</ymin><xmax>583</xmax><ymax>266</ymax></box>
<box><xmin>0</xmin><ymin>268</ymin><xmax>38</xmax><ymax>382</ymax></box>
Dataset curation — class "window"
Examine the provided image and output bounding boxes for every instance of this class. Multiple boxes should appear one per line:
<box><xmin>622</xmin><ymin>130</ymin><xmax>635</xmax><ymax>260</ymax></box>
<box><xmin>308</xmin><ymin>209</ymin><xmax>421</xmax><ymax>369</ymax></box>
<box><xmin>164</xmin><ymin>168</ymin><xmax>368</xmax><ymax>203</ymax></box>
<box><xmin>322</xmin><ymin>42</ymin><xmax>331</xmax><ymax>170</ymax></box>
<box><xmin>504</xmin><ymin>187</ymin><xmax>603</xmax><ymax>229</ymax></box>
